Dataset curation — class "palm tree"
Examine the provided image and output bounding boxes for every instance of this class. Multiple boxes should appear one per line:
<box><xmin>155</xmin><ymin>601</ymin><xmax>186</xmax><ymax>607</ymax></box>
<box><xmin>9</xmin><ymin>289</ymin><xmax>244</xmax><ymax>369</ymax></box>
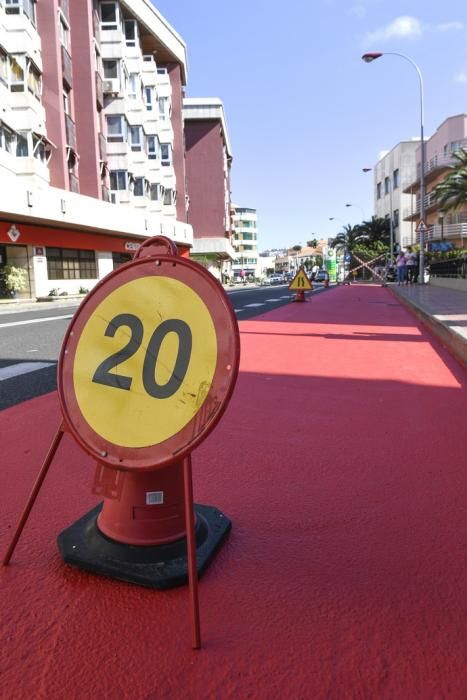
<box><xmin>433</xmin><ymin>148</ymin><xmax>467</xmax><ymax>212</ymax></box>
<box><xmin>357</xmin><ymin>216</ymin><xmax>390</xmax><ymax>246</ymax></box>
<box><xmin>330</xmin><ymin>224</ymin><xmax>365</xmax><ymax>252</ymax></box>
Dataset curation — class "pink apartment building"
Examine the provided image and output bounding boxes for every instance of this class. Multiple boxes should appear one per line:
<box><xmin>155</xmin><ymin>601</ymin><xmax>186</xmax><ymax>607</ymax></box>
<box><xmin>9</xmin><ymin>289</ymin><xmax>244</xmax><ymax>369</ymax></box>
<box><xmin>183</xmin><ymin>97</ymin><xmax>235</xmax><ymax>283</ymax></box>
<box><xmin>403</xmin><ymin>113</ymin><xmax>467</xmax><ymax>249</ymax></box>
<box><xmin>0</xmin><ymin>0</ymin><xmax>193</xmax><ymax>299</ymax></box>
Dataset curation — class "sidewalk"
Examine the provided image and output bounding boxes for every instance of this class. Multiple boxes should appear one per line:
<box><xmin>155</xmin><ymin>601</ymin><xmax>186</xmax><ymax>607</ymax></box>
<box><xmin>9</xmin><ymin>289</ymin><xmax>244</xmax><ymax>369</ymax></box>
<box><xmin>1</xmin><ymin>283</ymin><xmax>466</xmax><ymax>698</ymax></box>
<box><xmin>389</xmin><ymin>282</ymin><xmax>467</xmax><ymax>368</ymax></box>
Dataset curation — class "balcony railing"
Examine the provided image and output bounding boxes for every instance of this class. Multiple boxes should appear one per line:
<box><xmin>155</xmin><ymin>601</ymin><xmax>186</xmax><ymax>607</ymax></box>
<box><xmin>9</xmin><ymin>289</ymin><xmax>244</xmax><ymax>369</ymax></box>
<box><xmin>61</xmin><ymin>45</ymin><xmax>73</xmax><ymax>87</ymax></box>
<box><xmin>415</xmin><ymin>223</ymin><xmax>467</xmax><ymax>244</ymax></box>
<box><xmin>65</xmin><ymin>113</ymin><xmax>76</xmax><ymax>150</ymax></box>
<box><xmin>404</xmin><ymin>142</ymin><xmax>467</xmax><ymax>190</ymax></box>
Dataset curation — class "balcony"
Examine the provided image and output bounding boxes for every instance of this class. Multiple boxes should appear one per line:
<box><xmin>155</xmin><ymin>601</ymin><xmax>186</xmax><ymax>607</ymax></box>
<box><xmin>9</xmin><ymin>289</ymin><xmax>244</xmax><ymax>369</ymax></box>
<box><xmin>95</xmin><ymin>72</ymin><xmax>104</xmax><ymax>109</ymax></box>
<box><xmin>65</xmin><ymin>113</ymin><xmax>76</xmax><ymax>150</ymax></box>
<box><xmin>403</xmin><ymin>190</ymin><xmax>440</xmax><ymax>220</ymax></box>
<box><xmin>61</xmin><ymin>45</ymin><xmax>73</xmax><ymax>88</ymax></box>
<box><xmin>403</xmin><ymin>141</ymin><xmax>467</xmax><ymax>192</ymax></box>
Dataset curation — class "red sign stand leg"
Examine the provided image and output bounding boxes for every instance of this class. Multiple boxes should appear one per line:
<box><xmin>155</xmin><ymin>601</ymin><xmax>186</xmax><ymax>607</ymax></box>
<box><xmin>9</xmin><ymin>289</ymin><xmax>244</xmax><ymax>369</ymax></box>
<box><xmin>2</xmin><ymin>423</ymin><xmax>65</xmax><ymax>566</ymax></box>
<box><xmin>183</xmin><ymin>454</ymin><xmax>201</xmax><ymax>650</ymax></box>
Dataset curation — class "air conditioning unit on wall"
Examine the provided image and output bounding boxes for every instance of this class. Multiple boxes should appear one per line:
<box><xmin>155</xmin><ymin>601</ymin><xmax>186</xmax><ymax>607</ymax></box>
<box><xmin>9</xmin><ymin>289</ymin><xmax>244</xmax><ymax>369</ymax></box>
<box><xmin>103</xmin><ymin>79</ymin><xmax>120</xmax><ymax>95</ymax></box>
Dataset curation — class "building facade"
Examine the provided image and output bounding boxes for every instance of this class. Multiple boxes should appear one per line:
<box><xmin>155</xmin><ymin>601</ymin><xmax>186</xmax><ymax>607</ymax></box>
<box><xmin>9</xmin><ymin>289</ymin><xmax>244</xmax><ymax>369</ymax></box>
<box><xmin>403</xmin><ymin>114</ymin><xmax>467</xmax><ymax>250</ymax></box>
<box><xmin>373</xmin><ymin>141</ymin><xmax>419</xmax><ymax>249</ymax></box>
<box><xmin>183</xmin><ymin>97</ymin><xmax>234</xmax><ymax>282</ymax></box>
<box><xmin>0</xmin><ymin>0</ymin><xmax>192</xmax><ymax>299</ymax></box>
<box><xmin>231</xmin><ymin>206</ymin><xmax>257</xmax><ymax>281</ymax></box>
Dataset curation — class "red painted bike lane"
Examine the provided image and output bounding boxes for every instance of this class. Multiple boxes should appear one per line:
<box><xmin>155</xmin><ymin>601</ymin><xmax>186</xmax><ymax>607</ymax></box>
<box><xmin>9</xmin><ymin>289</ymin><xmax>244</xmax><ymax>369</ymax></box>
<box><xmin>1</xmin><ymin>284</ymin><xmax>466</xmax><ymax>698</ymax></box>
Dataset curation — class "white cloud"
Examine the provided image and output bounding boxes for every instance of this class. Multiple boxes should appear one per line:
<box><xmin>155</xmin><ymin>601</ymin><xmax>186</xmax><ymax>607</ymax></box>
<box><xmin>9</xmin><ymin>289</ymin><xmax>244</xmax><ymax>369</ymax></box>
<box><xmin>454</xmin><ymin>71</ymin><xmax>467</xmax><ymax>83</ymax></box>
<box><xmin>437</xmin><ymin>21</ymin><xmax>464</xmax><ymax>31</ymax></box>
<box><xmin>364</xmin><ymin>16</ymin><xmax>422</xmax><ymax>43</ymax></box>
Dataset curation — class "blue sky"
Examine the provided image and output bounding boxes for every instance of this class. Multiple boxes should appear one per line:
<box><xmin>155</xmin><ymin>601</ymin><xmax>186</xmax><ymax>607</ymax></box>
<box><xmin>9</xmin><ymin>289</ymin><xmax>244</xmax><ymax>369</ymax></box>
<box><xmin>153</xmin><ymin>0</ymin><xmax>467</xmax><ymax>250</ymax></box>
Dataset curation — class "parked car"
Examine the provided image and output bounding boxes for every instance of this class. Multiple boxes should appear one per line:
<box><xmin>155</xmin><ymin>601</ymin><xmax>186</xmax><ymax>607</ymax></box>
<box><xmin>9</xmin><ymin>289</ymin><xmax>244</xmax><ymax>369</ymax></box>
<box><xmin>260</xmin><ymin>277</ymin><xmax>272</xmax><ymax>286</ymax></box>
<box><xmin>314</xmin><ymin>269</ymin><xmax>328</xmax><ymax>282</ymax></box>
<box><xmin>270</xmin><ymin>274</ymin><xmax>285</xmax><ymax>285</ymax></box>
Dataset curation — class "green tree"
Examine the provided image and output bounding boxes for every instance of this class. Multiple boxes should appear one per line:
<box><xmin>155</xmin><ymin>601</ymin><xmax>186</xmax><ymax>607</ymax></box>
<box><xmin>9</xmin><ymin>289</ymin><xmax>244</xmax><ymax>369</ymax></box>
<box><xmin>433</xmin><ymin>148</ymin><xmax>467</xmax><ymax>212</ymax></box>
<box><xmin>307</xmin><ymin>238</ymin><xmax>318</xmax><ymax>248</ymax></box>
<box><xmin>330</xmin><ymin>224</ymin><xmax>365</xmax><ymax>252</ymax></box>
<box><xmin>357</xmin><ymin>216</ymin><xmax>390</xmax><ymax>246</ymax></box>
<box><xmin>292</xmin><ymin>244</ymin><xmax>302</xmax><ymax>251</ymax></box>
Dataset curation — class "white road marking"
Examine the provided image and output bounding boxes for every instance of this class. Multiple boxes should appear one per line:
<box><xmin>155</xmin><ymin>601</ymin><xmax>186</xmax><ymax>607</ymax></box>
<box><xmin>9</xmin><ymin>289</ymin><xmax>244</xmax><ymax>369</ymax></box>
<box><xmin>264</xmin><ymin>298</ymin><xmax>282</xmax><ymax>302</ymax></box>
<box><xmin>0</xmin><ymin>314</ymin><xmax>73</xmax><ymax>329</ymax></box>
<box><xmin>243</xmin><ymin>303</ymin><xmax>265</xmax><ymax>308</ymax></box>
<box><xmin>0</xmin><ymin>361</ymin><xmax>55</xmax><ymax>381</ymax></box>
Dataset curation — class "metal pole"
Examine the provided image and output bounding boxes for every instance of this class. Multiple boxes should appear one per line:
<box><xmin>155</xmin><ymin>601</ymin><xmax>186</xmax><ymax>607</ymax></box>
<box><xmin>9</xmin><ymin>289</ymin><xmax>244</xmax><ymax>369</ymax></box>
<box><xmin>183</xmin><ymin>454</ymin><xmax>201</xmax><ymax>650</ymax></box>
<box><xmin>389</xmin><ymin>178</ymin><xmax>394</xmax><ymax>264</ymax></box>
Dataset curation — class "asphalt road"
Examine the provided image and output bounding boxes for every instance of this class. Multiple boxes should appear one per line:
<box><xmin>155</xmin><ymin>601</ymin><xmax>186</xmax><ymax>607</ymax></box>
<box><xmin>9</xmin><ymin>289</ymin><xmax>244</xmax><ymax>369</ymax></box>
<box><xmin>0</xmin><ymin>283</ymin><xmax>325</xmax><ymax>410</ymax></box>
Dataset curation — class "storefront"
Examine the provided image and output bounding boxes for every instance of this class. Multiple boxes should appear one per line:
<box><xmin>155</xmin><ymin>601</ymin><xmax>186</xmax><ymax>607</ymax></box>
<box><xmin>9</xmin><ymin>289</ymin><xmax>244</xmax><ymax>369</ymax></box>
<box><xmin>0</xmin><ymin>220</ymin><xmax>190</xmax><ymax>299</ymax></box>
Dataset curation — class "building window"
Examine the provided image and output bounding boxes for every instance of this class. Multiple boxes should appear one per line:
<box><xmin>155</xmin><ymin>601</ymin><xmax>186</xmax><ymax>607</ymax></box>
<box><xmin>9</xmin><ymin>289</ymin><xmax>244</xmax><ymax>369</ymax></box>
<box><xmin>150</xmin><ymin>183</ymin><xmax>162</xmax><ymax>201</ymax></box>
<box><xmin>376</xmin><ymin>182</ymin><xmax>382</xmax><ymax>199</ymax></box>
<box><xmin>16</xmin><ymin>132</ymin><xmax>28</xmax><ymax>156</ymax></box>
<box><xmin>5</xmin><ymin>0</ymin><xmax>36</xmax><ymax>24</ymax></box>
<box><xmin>163</xmin><ymin>188</ymin><xmax>175</xmax><ymax>206</ymax></box>
<box><xmin>160</xmin><ymin>143</ymin><xmax>172</xmax><ymax>166</ymax></box>
<box><xmin>63</xmin><ymin>88</ymin><xmax>70</xmax><ymax>115</ymax></box>
<box><xmin>384</xmin><ymin>176</ymin><xmax>390</xmax><ymax>194</ymax></box>
<box><xmin>158</xmin><ymin>96</ymin><xmax>169</xmax><ymax>120</ymax></box>
<box><xmin>46</xmin><ymin>247</ymin><xmax>97</xmax><ymax>280</ymax></box>
<box><xmin>103</xmin><ymin>59</ymin><xmax>119</xmax><ymax>79</ymax></box>
<box><xmin>112</xmin><ymin>252</ymin><xmax>132</xmax><ymax>269</ymax></box>
<box><xmin>124</xmin><ymin>20</ymin><xmax>138</xmax><ymax>47</ymax></box>
<box><xmin>156</xmin><ymin>66</ymin><xmax>167</xmax><ymax>75</ymax></box>
<box><xmin>0</xmin><ymin>50</ymin><xmax>7</xmax><ymax>85</ymax></box>
<box><xmin>133</xmin><ymin>177</ymin><xmax>146</xmax><ymax>197</ymax></box>
<box><xmin>129</xmin><ymin>126</ymin><xmax>143</xmax><ymax>151</ymax></box>
<box><xmin>144</xmin><ymin>86</ymin><xmax>153</xmax><ymax>111</ymax></box>
<box><xmin>99</xmin><ymin>1</ymin><xmax>118</xmax><ymax>30</ymax></box>
<box><xmin>127</xmin><ymin>73</ymin><xmax>139</xmax><ymax>100</ymax></box>
<box><xmin>393</xmin><ymin>209</ymin><xmax>399</xmax><ymax>228</ymax></box>
<box><xmin>106</xmin><ymin>115</ymin><xmax>126</xmax><ymax>142</ymax></box>
<box><xmin>109</xmin><ymin>169</ymin><xmax>128</xmax><ymax>191</ymax></box>
<box><xmin>27</xmin><ymin>63</ymin><xmax>41</xmax><ymax>99</ymax></box>
<box><xmin>59</xmin><ymin>17</ymin><xmax>70</xmax><ymax>51</ymax></box>
<box><xmin>9</xmin><ymin>55</ymin><xmax>25</xmax><ymax>92</ymax></box>
<box><xmin>393</xmin><ymin>169</ymin><xmax>400</xmax><ymax>189</ymax></box>
<box><xmin>147</xmin><ymin>134</ymin><xmax>159</xmax><ymax>159</ymax></box>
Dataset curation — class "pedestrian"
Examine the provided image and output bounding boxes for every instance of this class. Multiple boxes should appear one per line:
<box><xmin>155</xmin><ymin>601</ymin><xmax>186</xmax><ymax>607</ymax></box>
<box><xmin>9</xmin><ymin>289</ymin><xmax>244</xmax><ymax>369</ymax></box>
<box><xmin>405</xmin><ymin>246</ymin><xmax>417</xmax><ymax>284</ymax></box>
<box><xmin>395</xmin><ymin>251</ymin><xmax>407</xmax><ymax>285</ymax></box>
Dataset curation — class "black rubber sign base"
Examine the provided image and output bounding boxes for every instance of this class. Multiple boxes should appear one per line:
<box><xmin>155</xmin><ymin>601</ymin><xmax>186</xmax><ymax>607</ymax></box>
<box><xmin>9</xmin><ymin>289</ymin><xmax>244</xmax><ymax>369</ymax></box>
<box><xmin>57</xmin><ymin>503</ymin><xmax>231</xmax><ymax>589</ymax></box>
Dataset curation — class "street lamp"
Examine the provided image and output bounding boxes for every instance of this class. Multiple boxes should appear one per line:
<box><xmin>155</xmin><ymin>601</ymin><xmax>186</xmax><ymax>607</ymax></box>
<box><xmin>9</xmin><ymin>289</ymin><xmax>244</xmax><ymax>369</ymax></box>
<box><xmin>362</xmin><ymin>51</ymin><xmax>425</xmax><ymax>283</ymax></box>
<box><xmin>345</xmin><ymin>203</ymin><xmax>365</xmax><ymax>222</ymax></box>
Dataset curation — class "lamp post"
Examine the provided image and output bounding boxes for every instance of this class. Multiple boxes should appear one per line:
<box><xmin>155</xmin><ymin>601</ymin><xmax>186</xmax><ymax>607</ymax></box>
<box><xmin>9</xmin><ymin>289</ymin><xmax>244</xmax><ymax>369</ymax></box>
<box><xmin>362</xmin><ymin>51</ymin><xmax>425</xmax><ymax>283</ymax></box>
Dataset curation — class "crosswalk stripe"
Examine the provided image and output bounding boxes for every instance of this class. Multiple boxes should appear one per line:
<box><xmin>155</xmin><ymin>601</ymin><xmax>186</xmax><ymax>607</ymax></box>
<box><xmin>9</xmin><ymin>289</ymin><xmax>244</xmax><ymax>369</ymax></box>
<box><xmin>0</xmin><ymin>362</ymin><xmax>55</xmax><ymax>381</ymax></box>
<box><xmin>243</xmin><ymin>303</ymin><xmax>265</xmax><ymax>308</ymax></box>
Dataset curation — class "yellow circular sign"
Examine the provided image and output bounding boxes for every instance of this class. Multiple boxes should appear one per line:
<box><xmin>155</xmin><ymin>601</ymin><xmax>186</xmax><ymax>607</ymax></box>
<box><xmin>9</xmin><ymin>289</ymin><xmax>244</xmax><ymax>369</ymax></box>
<box><xmin>72</xmin><ymin>276</ymin><xmax>217</xmax><ymax>448</ymax></box>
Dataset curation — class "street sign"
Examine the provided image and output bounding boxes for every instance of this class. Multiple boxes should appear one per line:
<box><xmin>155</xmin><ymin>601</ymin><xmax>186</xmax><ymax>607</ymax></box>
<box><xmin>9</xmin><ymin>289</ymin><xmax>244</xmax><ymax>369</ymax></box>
<box><xmin>288</xmin><ymin>268</ymin><xmax>312</xmax><ymax>290</ymax></box>
<box><xmin>58</xmin><ymin>255</ymin><xmax>240</xmax><ymax>471</ymax></box>
<box><xmin>416</xmin><ymin>219</ymin><xmax>428</xmax><ymax>233</ymax></box>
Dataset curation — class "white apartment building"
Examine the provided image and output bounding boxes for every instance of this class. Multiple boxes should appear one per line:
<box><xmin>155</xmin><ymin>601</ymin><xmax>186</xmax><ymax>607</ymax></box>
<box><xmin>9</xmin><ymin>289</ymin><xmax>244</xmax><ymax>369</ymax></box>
<box><xmin>374</xmin><ymin>140</ymin><xmax>419</xmax><ymax>248</ymax></box>
<box><xmin>231</xmin><ymin>206</ymin><xmax>258</xmax><ymax>280</ymax></box>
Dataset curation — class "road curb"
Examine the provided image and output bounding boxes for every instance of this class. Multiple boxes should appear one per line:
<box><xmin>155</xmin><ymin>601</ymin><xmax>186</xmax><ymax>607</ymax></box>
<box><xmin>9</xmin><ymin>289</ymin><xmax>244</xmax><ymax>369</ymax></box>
<box><xmin>389</xmin><ymin>286</ymin><xmax>467</xmax><ymax>369</ymax></box>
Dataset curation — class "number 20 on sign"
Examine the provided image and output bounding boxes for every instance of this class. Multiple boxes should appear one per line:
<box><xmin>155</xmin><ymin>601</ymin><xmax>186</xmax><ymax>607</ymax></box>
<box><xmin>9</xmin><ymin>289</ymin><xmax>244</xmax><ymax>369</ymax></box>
<box><xmin>58</xmin><ymin>254</ymin><xmax>240</xmax><ymax>471</ymax></box>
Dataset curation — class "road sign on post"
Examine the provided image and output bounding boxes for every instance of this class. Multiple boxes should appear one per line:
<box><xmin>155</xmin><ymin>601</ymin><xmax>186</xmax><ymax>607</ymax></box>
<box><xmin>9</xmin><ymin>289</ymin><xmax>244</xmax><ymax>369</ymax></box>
<box><xmin>416</xmin><ymin>219</ymin><xmax>428</xmax><ymax>234</ymax></box>
<box><xmin>2</xmin><ymin>235</ymin><xmax>240</xmax><ymax>649</ymax></box>
<box><xmin>288</xmin><ymin>267</ymin><xmax>312</xmax><ymax>302</ymax></box>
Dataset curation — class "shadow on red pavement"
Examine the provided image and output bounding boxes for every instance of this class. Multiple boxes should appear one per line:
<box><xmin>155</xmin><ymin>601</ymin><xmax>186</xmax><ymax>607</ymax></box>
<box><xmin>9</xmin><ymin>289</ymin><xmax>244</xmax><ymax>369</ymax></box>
<box><xmin>1</xmin><ymin>341</ymin><xmax>467</xmax><ymax>698</ymax></box>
